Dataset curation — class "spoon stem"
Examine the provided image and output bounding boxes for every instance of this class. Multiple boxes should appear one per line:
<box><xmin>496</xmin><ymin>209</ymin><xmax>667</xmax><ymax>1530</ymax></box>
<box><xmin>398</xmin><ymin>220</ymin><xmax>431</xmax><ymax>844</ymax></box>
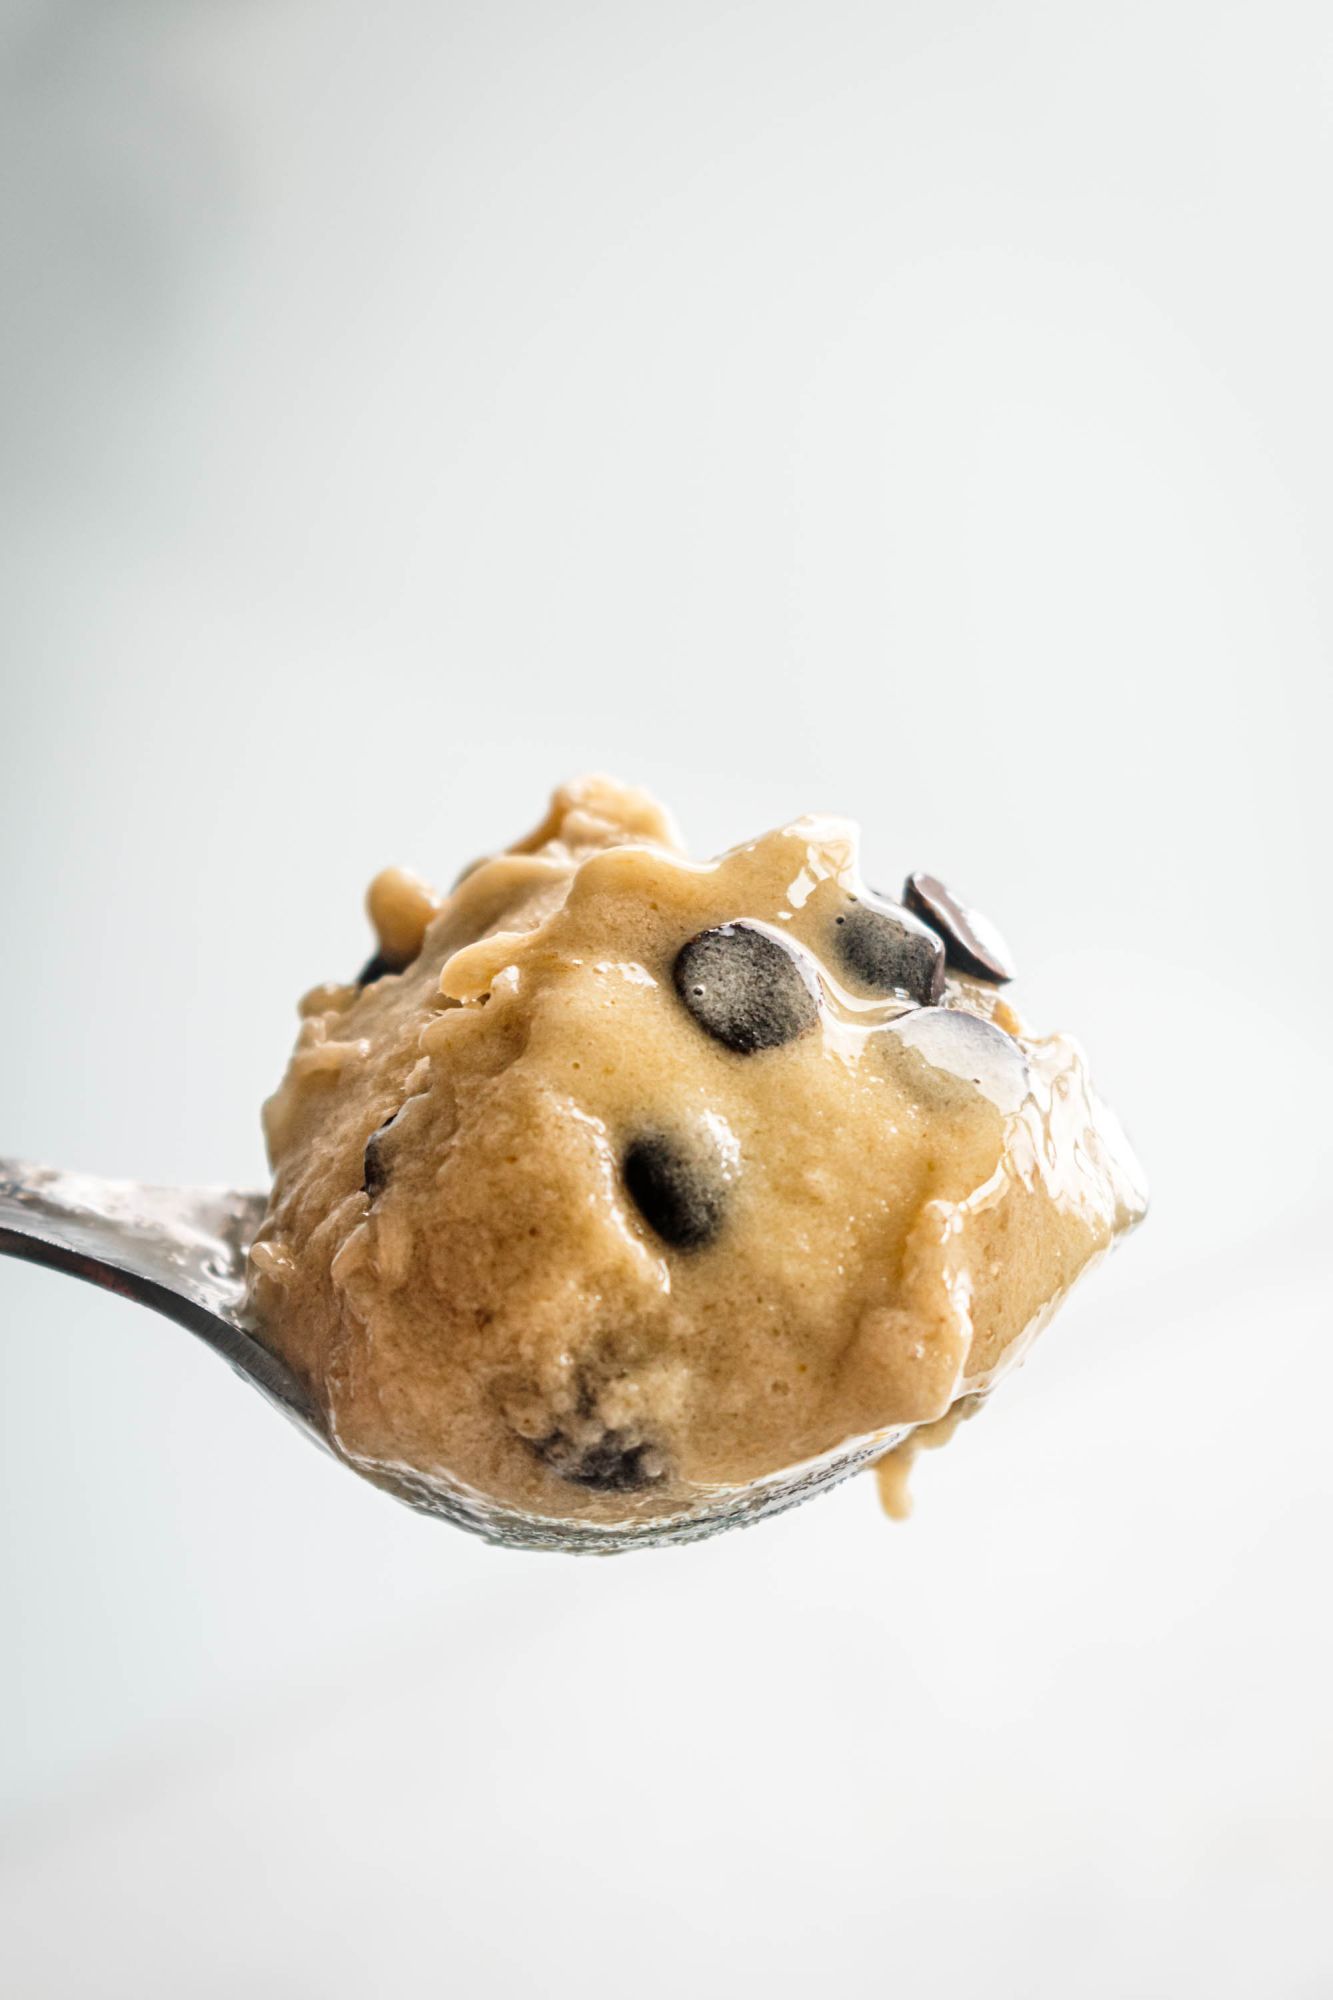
<box><xmin>0</xmin><ymin>1158</ymin><xmax>316</xmax><ymax>1426</ymax></box>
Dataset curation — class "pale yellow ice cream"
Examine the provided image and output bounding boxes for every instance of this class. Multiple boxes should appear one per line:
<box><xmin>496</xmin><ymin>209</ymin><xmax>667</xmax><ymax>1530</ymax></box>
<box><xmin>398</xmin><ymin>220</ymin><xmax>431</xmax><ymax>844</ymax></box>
<box><xmin>248</xmin><ymin>777</ymin><xmax>1145</xmax><ymax>1530</ymax></box>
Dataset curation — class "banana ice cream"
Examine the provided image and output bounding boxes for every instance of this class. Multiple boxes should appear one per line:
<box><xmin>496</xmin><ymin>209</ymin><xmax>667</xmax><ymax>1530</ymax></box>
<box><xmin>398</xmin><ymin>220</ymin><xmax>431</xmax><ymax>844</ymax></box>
<box><xmin>248</xmin><ymin>777</ymin><xmax>1145</xmax><ymax>1534</ymax></box>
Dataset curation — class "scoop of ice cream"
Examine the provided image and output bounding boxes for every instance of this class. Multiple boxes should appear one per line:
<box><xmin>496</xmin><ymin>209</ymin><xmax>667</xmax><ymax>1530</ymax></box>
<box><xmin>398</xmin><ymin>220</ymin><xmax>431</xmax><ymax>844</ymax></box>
<box><xmin>247</xmin><ymin>776</ymin><xmax>1146</xmax><ymax>1528</ymax></box>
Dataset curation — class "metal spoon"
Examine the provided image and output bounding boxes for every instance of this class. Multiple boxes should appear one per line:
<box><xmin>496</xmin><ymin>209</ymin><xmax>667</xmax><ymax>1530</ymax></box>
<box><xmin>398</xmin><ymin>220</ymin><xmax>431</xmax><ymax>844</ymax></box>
<box><xmin>0</xmin><ymin>1158</ymin><xmax>904</xmax><ymax>1553</ymax></box>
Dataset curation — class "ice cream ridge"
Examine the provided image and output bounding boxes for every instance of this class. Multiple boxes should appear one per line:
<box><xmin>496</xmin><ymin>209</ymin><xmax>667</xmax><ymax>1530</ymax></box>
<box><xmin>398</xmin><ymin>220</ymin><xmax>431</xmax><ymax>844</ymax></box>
<box><xmin>249</xmin><ymin>777</ymin><xmax>1146</xmax><ymax>1532</ymax></box>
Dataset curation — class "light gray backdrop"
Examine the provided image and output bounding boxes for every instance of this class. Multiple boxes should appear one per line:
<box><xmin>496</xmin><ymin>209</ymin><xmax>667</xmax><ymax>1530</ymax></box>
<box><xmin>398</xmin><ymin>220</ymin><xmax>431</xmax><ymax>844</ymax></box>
<box><xmin>2</xmin><ymin>2</ymin><xmax>1331</xmax><ymax>1995</ymax></box>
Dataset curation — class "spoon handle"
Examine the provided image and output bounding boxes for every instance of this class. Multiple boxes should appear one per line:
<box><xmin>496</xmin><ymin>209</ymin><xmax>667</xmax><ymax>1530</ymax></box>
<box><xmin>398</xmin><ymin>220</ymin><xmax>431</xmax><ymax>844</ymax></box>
<box><xmin>0</xmin><ymin>1158</ymin><xmax>316</xmax><ymax>1425</ymax></box>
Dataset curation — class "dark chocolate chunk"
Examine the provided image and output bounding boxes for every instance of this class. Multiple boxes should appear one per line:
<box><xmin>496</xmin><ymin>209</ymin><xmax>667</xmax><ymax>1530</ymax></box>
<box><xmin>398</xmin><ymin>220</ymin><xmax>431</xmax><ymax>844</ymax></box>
<box><xmin>903</xmin><ymin>872</ymin><xmax>1016</xmax><ymax>984</ymax></box>
<box><xmin>624</xmin><ymin>1133</ymin><xmax>726</xmax><ymax>1251</ymax></box>
<box><xmin>834</xmin><ymin>894</ymin><xmax>945</xmax><ymax>1005</ymax></box>
<box><xmin>362</xmin><ymin>1114</ymin><xmax>399</xmax><ymax>1198</ymax></box>
<box><xmin>890</xmin><ymin>1007</ymin><xmax>1029</xmax><ymax>1114</ymax></box>
<box><xmin>673</xmin><ymin>922</ymin><xmax>820</xmax><ymax>1054</ymax></box>
<box><xmin>356</xmin><ymin>951</ymin><xmax>395</xmax><ymax>988</ymax></box>
<box><xmin>517</xmin><ymin>1371</ymin><xmax>670</xmax><ymax>1493</ymax></box>
<box><xmin>532</xmin><ymin>1427</ymin><xmax>666</xmax><ymax>1493</ymax></box>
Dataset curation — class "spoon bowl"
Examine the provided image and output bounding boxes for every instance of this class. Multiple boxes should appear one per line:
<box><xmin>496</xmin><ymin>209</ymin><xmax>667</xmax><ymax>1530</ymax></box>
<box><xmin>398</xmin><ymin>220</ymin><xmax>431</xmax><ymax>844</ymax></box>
<box><xmin>0</xmin><ymin>1158</ymin><xmax>904</xmax><ymax>1552</ymax></box>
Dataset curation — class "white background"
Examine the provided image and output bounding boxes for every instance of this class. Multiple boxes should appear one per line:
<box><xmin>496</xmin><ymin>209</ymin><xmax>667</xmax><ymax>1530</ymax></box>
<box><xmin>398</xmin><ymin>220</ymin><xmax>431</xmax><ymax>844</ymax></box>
<box><xmin>2</xmin><ymin>2</ymin><xmax>1331</xmax><ymax>1994</ymax></box>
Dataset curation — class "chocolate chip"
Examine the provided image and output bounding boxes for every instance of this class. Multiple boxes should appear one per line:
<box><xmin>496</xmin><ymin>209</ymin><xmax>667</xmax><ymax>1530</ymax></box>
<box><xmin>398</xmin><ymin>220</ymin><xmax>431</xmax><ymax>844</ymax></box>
<box><xmin>532</xmin><ymin>1427</ymin><xmax>667</xmax><ymax>1493</ymax></box>
<box><xmin>356</xmin><ymin>951</ymin><xmax>395</xmax><ymax>987</ymax></box>
<box><xmin>834</xmin><ymin>894</ymin><xmax>945</xmax><ymax>1005</ymax></box>
<box><xmin>358</xmin><ymin>938</ymin><xmax>423</xmax><ymax>985</ymax></box>
<box><xmin>890</xmin><ymin>1007</ymin><xmax>1029</xmax><ymax>1114</ymax></box>
<box><xmin>624</xmin><ymin>1133</ymin><xmax>726</xmax><ymax>1251</ymax></box>
<box><xmin>903</xmin><ymin>872</ymin><xmax>1016</xmax><ymax>984</ymax></box>
<box><xmin>362</xmin><ymin>1114</ymin><xmax>398</xmax><ymax>1198</ymax></box>
<box><xmin>673</xmin><ymin>923</ymin><xmax>820</xmax><ymax>1054</ymax></box>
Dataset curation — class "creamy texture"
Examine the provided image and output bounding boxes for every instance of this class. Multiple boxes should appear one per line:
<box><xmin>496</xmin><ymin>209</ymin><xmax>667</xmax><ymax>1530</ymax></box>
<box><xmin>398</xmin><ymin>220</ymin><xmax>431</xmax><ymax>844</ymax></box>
<box><xmin>249</xmin><ymin>777</ymin><xmax>1146</xmax><ymax>1527</ymax></box>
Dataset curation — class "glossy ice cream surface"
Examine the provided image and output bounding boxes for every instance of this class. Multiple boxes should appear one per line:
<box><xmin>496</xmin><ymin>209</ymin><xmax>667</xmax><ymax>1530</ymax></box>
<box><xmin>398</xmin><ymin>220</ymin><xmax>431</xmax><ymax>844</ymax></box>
<box><xmin>248</xmin><ymin>778</ymin><xmax>1146</xmax><ymax>1530</ymax></box>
